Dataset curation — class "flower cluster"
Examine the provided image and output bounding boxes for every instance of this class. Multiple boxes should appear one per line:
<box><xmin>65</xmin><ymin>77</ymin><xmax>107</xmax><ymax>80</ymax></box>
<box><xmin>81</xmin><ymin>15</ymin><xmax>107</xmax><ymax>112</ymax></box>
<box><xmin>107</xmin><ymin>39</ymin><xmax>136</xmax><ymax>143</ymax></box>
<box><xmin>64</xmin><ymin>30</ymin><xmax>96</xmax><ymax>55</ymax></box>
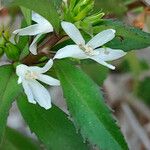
<box><xmin>14</xmin><ymin>13</ymin><xmax>126</xmax><ymax>109</ymax></box>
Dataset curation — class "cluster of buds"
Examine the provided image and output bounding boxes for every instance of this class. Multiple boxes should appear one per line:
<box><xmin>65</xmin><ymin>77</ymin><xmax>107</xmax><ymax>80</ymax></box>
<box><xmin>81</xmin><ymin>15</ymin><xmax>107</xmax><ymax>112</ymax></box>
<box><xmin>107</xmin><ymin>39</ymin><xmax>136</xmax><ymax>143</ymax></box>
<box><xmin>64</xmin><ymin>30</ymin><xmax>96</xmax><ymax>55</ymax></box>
<box><xmin>0</xmin><ymin>29</ymin><xmax>9</xmax><ymax>57</ymax></box>
<box><xmin>62</xmin><ymin>0</ymin><xmax>104</xmax><ymax>35</ymax></box>
<box><xmin>0</xmin><ymin>29</ymin><xmax>20</xmax><ymax>61</ymax></box>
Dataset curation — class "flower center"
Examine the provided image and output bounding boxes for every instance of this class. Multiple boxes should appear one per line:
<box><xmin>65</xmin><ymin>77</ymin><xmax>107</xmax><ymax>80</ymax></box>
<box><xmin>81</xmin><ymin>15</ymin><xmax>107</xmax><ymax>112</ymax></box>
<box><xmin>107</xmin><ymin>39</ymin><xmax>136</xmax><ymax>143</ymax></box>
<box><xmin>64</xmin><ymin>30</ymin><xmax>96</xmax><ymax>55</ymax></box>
<box><xmin>25</xmin><ymin>71</ymin><xmax>38</xmax><ymax>80</ymax></box>
<box><xmin>79</xmin><ymin>44</ymin><xmax>98</xmax><ymax>56</ymax></box>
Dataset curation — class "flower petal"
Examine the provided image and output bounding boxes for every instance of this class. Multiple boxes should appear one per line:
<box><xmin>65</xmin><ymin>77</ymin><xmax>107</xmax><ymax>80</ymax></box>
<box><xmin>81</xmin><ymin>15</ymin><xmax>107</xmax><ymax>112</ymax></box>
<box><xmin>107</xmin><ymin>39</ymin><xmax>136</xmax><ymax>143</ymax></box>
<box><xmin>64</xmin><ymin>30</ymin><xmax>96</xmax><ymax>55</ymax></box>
<box><xmin>32</xmin><ymin>12</ymin><xmax>52</xmax><ymax>29</ymax></box>
<box><xmin>95</xmin><ymin>48</ymin><xmax>127</xmax><ymax>61</ymax></box>
<box><xmin>16</xmin><ymin>64</ymin><xmax>28</xmax><ymax>78</ymax></box>
<box><xmin>38</xmin><ymin>74</ymin><xmax>60</xmax><ymax>86</ymax></box>
<box><xmin>13</xmin><ymin>24</ymin><xmax>44</xmax><ymax>36</ymax></box>
<box><xmin>54</xmin><ymin>45</ymin><xmax>88</xmax><ymax>59</ymax></box>
<box><xmin>61</xmin><ymin>21</ymin><xmax>85</xmax><ymax>45</ymax></box>
<box><xmin>29</xmin><ymin>80</ymin><xmax>52</xmax><ymax>109</ymax></box>
<box><xmin>29</xmin><ymin>34</ymin><xmax>42</xmax><ymax>55</ymax></box>
<box><xmin>22</xmin><ymin>80</ymin><xmax>36</xmax><ymax>104</ymax></box>
<box><xmin>18</xmin><ymin>77</ymin><xmax>22</xmax><ymax>84</ymax></box>
<box><xmin>87</xmin><ymin>29</ymin><xmax>116</xmax><ymax>49</ymax></box>
<box><xmin>13</xmin><ymin>23</ymin><xmax>53</xmax><ymax>36</ymax></box>
<box><xmin>32</xmin><ymin>12</ymin><xmax>46</xmax><ymax>24</ymax></box>
<box><xmin>29</xmin><ymin>59</ymin><xmax>53</xmax><ymax>74</ymax></box>
<box><xmin>91</xmin><ymin>56</ymin><xmax>115</xmax><ymax>70</ymax></box>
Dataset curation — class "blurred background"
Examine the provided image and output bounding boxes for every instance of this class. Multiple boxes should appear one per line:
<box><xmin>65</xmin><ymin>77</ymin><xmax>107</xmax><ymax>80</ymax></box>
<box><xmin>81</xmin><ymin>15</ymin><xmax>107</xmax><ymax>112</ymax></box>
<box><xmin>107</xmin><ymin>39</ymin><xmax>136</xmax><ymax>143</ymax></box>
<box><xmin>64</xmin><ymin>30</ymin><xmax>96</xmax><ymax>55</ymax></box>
<box><xmin>1</xmin><ymin>0</ymin><xmax>150</xmax><ymax>150</ymax></box>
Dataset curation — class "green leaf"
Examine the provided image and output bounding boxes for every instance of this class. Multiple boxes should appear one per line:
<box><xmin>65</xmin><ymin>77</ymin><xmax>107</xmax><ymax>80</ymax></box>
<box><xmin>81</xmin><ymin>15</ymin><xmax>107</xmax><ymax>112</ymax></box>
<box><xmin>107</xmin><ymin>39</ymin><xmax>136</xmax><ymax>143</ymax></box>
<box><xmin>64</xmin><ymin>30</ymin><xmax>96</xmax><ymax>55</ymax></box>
<box><xmin>1</xmin><ymin>127</ymin><xmax>40</xmax><ymax>150</ymax></box>
<box><xmin>20</xmin><ymin>6</ymin><xmax>32</xmax><ymax>25</ymax></box>
<box><xmin>80</xmin><ymin>60</ymin><xmax>108</xmax><ymax>85</ymax></box>
<box><xmin>17</xmin><ymin>19</ymin><xmax>30</xmax><ymax>59</ymax></box>
<box><xmin>6</xmin><ymin>0</ymin><xmax>60</xmax><ymax>32</ymax></box>
<box><xmin>94</xmin><ymin>19</ymin><xmax>150</xmax><ymax>51</ymax></box>
<box><xmin>17</xmin><ymin>94</ymin><xmax>89</xmax><ymax>150</ymax></box>
<box><xmin>0</xmin><ymin>65</ymin><xmax>21</xmax><ymax>144</ymax></box>
<box><xmin>51</xmin><ymin>0</ymin><xmax>62</xmax><ymax>9</ymax></box>
<box><xmin>95</xmin><ymin>0</ymin><xmax>127</xmax><ymax>17</ymax></box>
<box><xmin>55</xmin><ymin>59</ymin><xmax>128</xmax><ymax>150</ymax></box>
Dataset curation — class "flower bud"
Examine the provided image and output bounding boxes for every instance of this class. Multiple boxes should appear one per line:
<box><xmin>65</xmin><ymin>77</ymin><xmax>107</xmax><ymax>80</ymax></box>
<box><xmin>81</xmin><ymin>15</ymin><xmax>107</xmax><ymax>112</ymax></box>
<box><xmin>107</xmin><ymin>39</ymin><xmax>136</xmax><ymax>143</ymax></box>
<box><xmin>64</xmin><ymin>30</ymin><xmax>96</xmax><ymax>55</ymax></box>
<box><xmin>74</xmin><ymin>3</ymin><xmax>94</xmax><ymax>21</ymax></box>
<box><xmin>69</xmin><ymin>0</ymin><xmax>77</xmax><ymax>10</ymax></box>
<box><xmin>0</xmin><ymin>47</ymin><xmax>4</xmax><ymax>57</ymax></box>
<box><xmin>62</xmin><ymin>0</ymin><xmax>94</xmax><ymax>22</ymax></box>
<box><xmin>83</xmin><ymin>12</ymin><xmax>105</xmax><ymax>25</ymax></box>
<box><xmin>4</xmin><ymin>42</ymin><xmax>21</xmax><ymax>61</ymax></box>
<box><xmin>74</xmin><ymin>0</ymin><xmax>93</xmax><ymax>14</ymax></box>
<box><xmin>0</xmin><ymin>34</ymin><xmax>6</xmax><ymax>46</ymax></box>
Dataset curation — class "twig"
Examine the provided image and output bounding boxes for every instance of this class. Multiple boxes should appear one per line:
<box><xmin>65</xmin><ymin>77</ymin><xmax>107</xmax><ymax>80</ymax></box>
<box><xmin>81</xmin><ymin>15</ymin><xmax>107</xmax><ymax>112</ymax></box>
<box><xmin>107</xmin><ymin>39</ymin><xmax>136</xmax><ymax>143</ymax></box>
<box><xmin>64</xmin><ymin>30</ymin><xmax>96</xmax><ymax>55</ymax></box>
<box><xmin>122</xmin><ymin>103</ymin><xmax>150</xmax><ymax>150</ymax></box>
<box><xmin>22</xmin><ymin>33</ymin><xmax>63</xmax><ymax>65</ymax></box>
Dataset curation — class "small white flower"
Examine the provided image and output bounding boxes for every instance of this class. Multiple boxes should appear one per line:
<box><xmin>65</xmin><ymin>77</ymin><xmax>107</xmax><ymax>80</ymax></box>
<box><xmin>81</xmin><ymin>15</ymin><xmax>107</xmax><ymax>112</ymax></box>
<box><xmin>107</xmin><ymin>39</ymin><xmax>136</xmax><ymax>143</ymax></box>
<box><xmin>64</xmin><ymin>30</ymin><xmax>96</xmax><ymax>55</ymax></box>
<box><xmin>16</xmin><ymin>59</ymin><xmax>60</xmax><ymax>110</ymax></box>
<box><xmin>54</xmin><ymin>21</ymin><xmax>127</xmax><ymax>70</ymax></box>
<box><xmin>13</xmin><ymin>12</ymin><xmax>53</xmax><ymax>55</ymax></box>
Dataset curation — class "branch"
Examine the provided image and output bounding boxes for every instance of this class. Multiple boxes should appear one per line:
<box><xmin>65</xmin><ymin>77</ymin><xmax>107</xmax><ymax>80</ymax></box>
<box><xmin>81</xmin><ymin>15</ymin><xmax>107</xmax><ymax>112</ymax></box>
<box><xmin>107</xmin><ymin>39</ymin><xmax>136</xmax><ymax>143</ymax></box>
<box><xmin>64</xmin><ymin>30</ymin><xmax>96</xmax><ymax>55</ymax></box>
<box><xmin>22</xmin><ymin>33</ymin><xmax>63</xmax><ymax>65</ymax></box>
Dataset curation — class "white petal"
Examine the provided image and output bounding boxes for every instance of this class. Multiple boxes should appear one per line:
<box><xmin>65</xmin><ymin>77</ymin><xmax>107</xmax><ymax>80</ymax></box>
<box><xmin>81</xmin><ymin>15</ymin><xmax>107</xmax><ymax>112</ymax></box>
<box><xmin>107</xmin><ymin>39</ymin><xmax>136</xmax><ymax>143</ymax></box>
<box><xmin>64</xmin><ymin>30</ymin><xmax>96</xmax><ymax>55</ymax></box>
<box><xmin>54</xmin><ymin>45</ymin><xmax>88</xmax><ymax>59</ymax></box>
<box><xmin>95</xmin><ymin>48</ymin><xmax>127</xmax><ymax>61</ymax></box>
<box><xmin>9</xmin><ymin>34</ymin><xmax>16</xmax><ymax>44</ymax></box>
<box><xmin>91</xmin><ymin>56</ymin><xmax>115</xmax><ymax>70</ymax></box>
<box><xmin>18</xmin><ymin>77</ymin><xmax>22</xmax><ymax>84</ymax></box>
<box><xmin>29</xmin><ymin>59</ymin><xmax>53</xmax><ymax>74</ymax></box>
<box><xmin>28</xmin><ymin>80</ymin><xmax>52</xmax><ymax>109</ymax></box>
<box><xmin>87</xmin><ymin>29</ymin><xmax>116</xmax><ymax>49</ymax></box>
<box><xmin>13</xmin><ymin>23</ymin><xmax>53</xmax><ymax>36</ymax></box>
<box><xmin>32</xmin><ymin>12</ymin><xmax>46</xmax><ymax>24</ymax></box>
<box><xmin>61</xmin><ymin>21</ymin><xmax>85</xmax><ymax>45</ymax></box>
<box><xmin>13</xmin><ymin>24</ymin><xmax>44</xmax><ymax>36</ymax></box>
<box><xmin>16</xmin><ymin>64</ymin><xmax>28</xmax><ymax>77</ymax></box>
<box><xmin>32</xmin><ymin>12</ymin><xmax>52</xmax><ymax>29</ymax></box>
<box><xmin>29</xmin><ymin>34</ymin><xmax>42</xmax><ymax>55</ymax></box>
<box><xmin>22</xmin><ymin>80</ymin><xmax>36</xmax><ymax>104</ymax></box>
<box><xmin>38</xmin><ymin>74</ymin><xmax>60</xmax><ymax>86</ymax></box>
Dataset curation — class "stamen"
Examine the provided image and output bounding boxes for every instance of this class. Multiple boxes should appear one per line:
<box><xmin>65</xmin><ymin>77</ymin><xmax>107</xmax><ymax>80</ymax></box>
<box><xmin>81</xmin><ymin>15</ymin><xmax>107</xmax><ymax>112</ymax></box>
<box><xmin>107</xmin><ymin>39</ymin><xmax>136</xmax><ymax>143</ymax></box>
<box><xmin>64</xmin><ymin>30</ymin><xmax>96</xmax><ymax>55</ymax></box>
<box><xmin>25</xmin><ymin>71</ymin><xmax>38</xmax><ymax>80</ymax></box>
<box><xmin>79</xmin><ymin>44</ymin><xmax>98</xmax><ymax>56</ymax></box>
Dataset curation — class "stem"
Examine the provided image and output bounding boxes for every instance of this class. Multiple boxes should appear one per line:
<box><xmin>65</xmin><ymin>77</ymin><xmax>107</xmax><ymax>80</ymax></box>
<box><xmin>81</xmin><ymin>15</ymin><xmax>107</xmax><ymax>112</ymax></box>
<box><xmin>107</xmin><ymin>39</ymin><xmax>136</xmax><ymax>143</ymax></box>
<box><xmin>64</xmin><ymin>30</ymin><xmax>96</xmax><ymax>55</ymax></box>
<box><xmin>22</xmin><ymin>33</ymin><xmax>63</xmax><ymax>65</ymax></box>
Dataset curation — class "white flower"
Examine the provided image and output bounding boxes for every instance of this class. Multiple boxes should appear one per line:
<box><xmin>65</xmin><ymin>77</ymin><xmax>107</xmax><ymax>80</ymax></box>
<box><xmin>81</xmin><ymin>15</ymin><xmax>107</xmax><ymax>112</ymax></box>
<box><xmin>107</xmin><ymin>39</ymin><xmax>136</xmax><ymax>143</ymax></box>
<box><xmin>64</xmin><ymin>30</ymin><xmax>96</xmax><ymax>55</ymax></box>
<box><xmin>16</xmin><ymin>59</ymin><xmax>60</xmax><ymax>110</ymax></box>
<box><xmin>54</xmin><ymin>21</ymin><xmax>127</xmax><ymax>70</ymax></box>
<box><xmin>13</xmin><ymin>12</ymin><xmax>53</xmax><ymax>55</ymax></box>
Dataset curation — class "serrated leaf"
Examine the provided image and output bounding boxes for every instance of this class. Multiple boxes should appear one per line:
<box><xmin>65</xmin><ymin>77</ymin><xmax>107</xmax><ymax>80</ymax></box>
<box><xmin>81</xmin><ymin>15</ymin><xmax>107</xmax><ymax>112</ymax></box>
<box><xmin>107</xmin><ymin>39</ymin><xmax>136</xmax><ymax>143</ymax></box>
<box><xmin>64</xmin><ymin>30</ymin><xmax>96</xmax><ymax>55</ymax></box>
<box><xmin>1</xmin><ymin>127</ymin><xmax>40</xmax><ymax>150</ymax></box>
<box><xmin>5</xmin><ymin>0</ymin><xmax>60</xmax><ymax>32</ymax></box>
<box><xmin>17</xmin><ymin>94</ymin><xmax>89</xmax><ymax>150</ymax></box>
<box><xmin>94</xmin><ymin>19</ymin><xmax>150</xmax><ymax>51</ymax></box>
<box><xmin>55</xmin><ymin>59</ymin><xmax>128</xmax><ymax>150</ymax></box>
<box><xmin>0</xmin><ymin>65</ymin><xmax>21</xmax><ymax>144</ymax></box>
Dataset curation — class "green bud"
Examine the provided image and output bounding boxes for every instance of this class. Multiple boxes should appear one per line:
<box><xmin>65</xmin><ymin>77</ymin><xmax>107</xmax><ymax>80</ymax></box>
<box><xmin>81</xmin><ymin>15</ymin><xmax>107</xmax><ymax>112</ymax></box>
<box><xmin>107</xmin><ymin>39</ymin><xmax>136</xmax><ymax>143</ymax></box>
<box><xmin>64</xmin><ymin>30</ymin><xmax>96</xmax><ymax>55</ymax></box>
<box><xmin>74</xmin><ymin>0</ymin><xmax>93</xmax><ymax>14</ymax></box>
<box><xmin>0</xmin><ymin>36</ymin><xmax>6</xmax><ymax>46</ymax></box>
<box><xmin>74</xmin><ymin>3</ymin><xmax>94</xmax><ymax>21</ymax></box>
<box><xmin>83</xmin><ymin>12</ymin><xmax>105</xmax><ymax>25</ymax></box>
<box><xmin>0</xmin><ymin>47</ymin><xmax>4</xmax><ymax>57</ymax></box>
<box><xmin>4</xmin><ymin>43</ymin><xmax>21</xmax><ymax>61</ymax></box>
<box><xmin>69</xmin><ymin>0</ymin><xmax>77</xmax><ymax>10</ymax></box>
